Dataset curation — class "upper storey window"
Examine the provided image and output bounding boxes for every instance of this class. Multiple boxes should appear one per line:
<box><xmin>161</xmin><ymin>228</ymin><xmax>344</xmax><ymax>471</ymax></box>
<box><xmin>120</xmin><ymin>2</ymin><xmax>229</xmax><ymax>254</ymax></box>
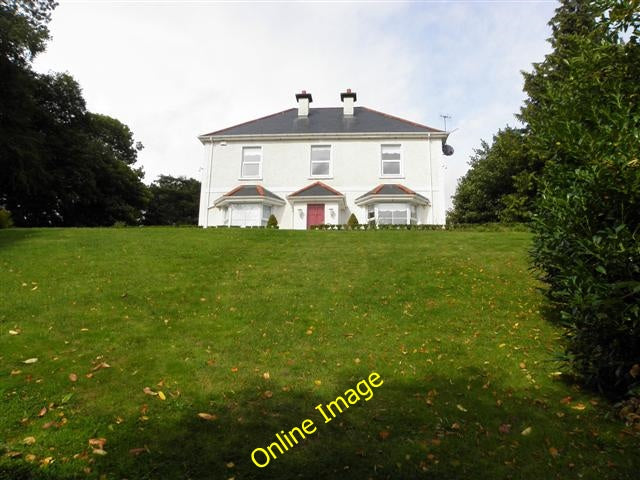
<box><xmin>380</xmin><ymin>144</ymin><xmax>402</xmax><ymax>177</ymax></box>
<box><xmin>310</xmin><ymin>145</ymin><xmax>332</xmax><ymax>177</ymax></box>
<box><xmin>241</xmin><ymin>146</ymin><xmax>262</xmax><ymax>179</ymax></box>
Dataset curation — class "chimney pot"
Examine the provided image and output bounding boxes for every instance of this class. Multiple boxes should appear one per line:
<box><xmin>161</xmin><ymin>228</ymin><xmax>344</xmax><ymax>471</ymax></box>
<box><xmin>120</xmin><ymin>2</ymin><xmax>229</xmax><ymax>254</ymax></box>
<box><xmin>340</xmin><ymin>89</ymin><xmax>357</xmax><ymax>116</ymax></box>
<box><xmin>295</xmin><ymin>90</ymin><xmax>313</xmax><ymax>117</ymax></box>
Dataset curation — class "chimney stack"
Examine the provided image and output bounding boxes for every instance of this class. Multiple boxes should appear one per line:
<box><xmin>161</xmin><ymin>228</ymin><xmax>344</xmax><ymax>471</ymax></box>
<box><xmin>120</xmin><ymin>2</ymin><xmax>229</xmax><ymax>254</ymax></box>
<box><xmin>295</xmin><ymin>90</ymin><xmax>313</xmax><ymax>117</ymax></box>
<box><xmin>340</xmin><ymin>88</ymin><xmax>357</xmax><ymax>116</ymax></box>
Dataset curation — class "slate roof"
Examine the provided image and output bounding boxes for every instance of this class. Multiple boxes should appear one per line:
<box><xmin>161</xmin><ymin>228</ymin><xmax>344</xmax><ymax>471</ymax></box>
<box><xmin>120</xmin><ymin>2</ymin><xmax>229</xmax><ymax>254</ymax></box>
<box><xmin>356</xmin><ymin>184</ymin><xmax>430</xmax><ymax>203</ymax></box>
<box><xmin>202</xmin><ymin>107</ymin><xmax>443</xmax><ymax>137</ymax></box>
<box><xmin>222</xmin><ymin>185</ymin><xmax>283</xmax><ymax>201</ymax></box>
<box><xmin>288</xmin><ymin>182</ymin><xmax>343</xmax><ymax>197</ymax></box>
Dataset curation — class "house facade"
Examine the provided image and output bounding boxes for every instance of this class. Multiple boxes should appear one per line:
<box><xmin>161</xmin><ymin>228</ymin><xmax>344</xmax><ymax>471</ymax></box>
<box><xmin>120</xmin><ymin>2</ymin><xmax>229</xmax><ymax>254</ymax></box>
<box><xmin>198</xmin><ymin>90</ymin><xmax>453</xmax><ymax>229</ymax></box>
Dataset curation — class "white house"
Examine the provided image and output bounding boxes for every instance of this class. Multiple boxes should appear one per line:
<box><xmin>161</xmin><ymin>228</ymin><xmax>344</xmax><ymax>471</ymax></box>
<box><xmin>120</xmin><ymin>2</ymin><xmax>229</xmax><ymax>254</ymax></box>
<box><xmin>197</xmin><ymin>90</ymin><xmax>454</xmax><ymax>229</ymax></box>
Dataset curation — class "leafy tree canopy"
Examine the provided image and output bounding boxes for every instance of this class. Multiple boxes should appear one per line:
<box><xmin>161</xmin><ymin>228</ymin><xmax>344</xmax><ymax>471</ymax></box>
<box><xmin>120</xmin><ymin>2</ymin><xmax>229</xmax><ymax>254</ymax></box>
<box><xmin>448</xmin><ymin>127</ymin><xmax>538</xmax><ymax>224</ymax></box>
<box><xmin>0</xmin><ymin>1</ymin><xmax>150</xmax><ymax>226</ymax></box>
<box><xmin>144</xmin><ymin>175</ymin><xmax>200</xmax><ymax>226</ymax></box>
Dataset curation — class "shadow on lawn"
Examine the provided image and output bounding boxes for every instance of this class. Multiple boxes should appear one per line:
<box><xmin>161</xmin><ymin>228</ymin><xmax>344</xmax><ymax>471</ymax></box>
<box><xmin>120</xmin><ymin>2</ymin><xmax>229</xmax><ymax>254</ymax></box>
<box><xmin>0</xmin><ymin>368</ymin><xmax>628</xmax><ymax>480</ymax></box>
<box><xmin>0</xmin><ymin>229</ymin><xmax>41</xmax><ymax>251</ymax></box>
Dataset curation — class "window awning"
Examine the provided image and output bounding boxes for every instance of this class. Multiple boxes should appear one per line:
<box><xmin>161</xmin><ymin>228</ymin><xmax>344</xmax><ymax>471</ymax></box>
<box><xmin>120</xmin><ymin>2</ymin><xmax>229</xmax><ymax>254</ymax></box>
<box><xmin>213</xmin><ymin>185</ymin><xmax>285</xmax><ymax>208</ymax></box>
<box><xmin>355</xmin><ymin>184</ymin><xmax>430</xmax><ymax>207</ymax></box>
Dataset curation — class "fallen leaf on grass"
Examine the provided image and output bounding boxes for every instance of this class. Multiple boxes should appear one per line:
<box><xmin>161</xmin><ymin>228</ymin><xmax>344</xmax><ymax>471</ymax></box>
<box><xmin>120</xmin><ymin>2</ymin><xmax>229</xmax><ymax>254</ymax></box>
<box><xmin>40</xmin><ymin>456</ymin><xmax>53</xmax><ymax>466</ymax></box>
<box><xmin>499</xmin><ymin>424</ymin><xmax>511</xmax><ymax>434</ymax></box>
<box><xmin>23</xmin><ymin>358</ymin><xmax>38</xmax><ymax>364</ymax></box>
<box><xmin>521</xmin><ymin>427</ymin><xmax>532</xmax><ymax>436</ymax></box>
<box><xmin>42</xmin><ymin>421</ymin><xmax>58</xmax><ymax>430</ymax></box>
<box><xmin>262</xmin><ymin>390</ymin><xmax>273</xmax><ymax>399</ymax></box>
<box><xmin>262</xmin><ymin>372</ymin><xmax>270</xmax><ymax>380</ymax></box>
<box><xmin>92</xmin><ymin>449</ymin><xmax>107</xmax><ymax>456</ymax></box>
<box><xmin>197</xmin><ymin>413</ymin><xmax>217</xmax><ymax>421</ymax></box>
<box><xmin>571</xmin><ymin>403</ymin><xmax>586</xmax><ymax>411</ymax></box>
<box><xmin>456</xmin><ymin>404</ymin><xmax>467</xmax><ymax>412</ymax></box>
<box><xmin>378</xmin><ymin>430</ymin><xmax>390</xmax><ymax>440</ymax></box>
<box><xmin>91</xmin><ymin>362</ymin><xmax>110</xmax><ymax>372</ymax></box>
<box><xmin>85</xmin><ymin>373</ymin><xmax>94</xmax><ymax>379</ymax></box>
<box><xmin>88</xmin><ymin>438</ymin><xmax>106</xmax><ymax>449</ymax></box>
<box><xmin>129</xmin><ymin>447</ymin><xmax>148</xmax><ymax>456</ymax></box>
<box><xmin>226</xmin><ymin>462</ymin><xmax>235</xmax><ymax>468</ymax></box>
<box><xmin>519</xmin><ymin>362</ymin><xmax>526</xmax><ymax>369</ymax></box>
<box><xmin>5</xmin><ymin>451</ymin><xmax>22</xmax><ymax>458</ymax></box>
<box><xmin>230</xmin><ymin>367</ymin><xmax>238</xmax><ymax>373</ymax></box>
<box><xmin>23</xmin><ymin>437</ymin><xmax>36</xmax><ymax>445</ymax></box>
<box><xmin>157</xmin><ymin>391</ymin><xmax>166</xmax><ymax>401</ymax></box>
<box><xmin>314</xmin><ymin>380</ymin><xmax>322</xmax><ymax>386</ymax></box>
<box><xmin>560</xmin><ymin>396</ymin><xmax>572</xmax><ymax>404</ymax></box>
<box><xmin>143</xmin><ymin>387</ymin><xmax>158</xmax><ymax>396</ymax></box>
<box><xmin>549</xmin><ymin>447</ymin><xmax>559</xmax><ymax>458</ymax></box>
<box><xmin>10</xmin><ymin>369</ymin><xmax>21</xmax><ymax>376</ymax></box>
<box><xmin>38</xmin><ymin>407</ymin><xmax>47</xmax><ymax>417</ymax></box>
<box><xmin>69</xmin><ymin>373</ymin><xmax>78</xmax><ymax>382</ymax></box>
<box><xmin>630</xmin><ymin>364</ymin><xmax>640</xmax><ymax>378</ymax></box>
<box><xmin>9</xmin><ymin>330</ymin><xmax>20</xmax><ymax>335</ymax></box>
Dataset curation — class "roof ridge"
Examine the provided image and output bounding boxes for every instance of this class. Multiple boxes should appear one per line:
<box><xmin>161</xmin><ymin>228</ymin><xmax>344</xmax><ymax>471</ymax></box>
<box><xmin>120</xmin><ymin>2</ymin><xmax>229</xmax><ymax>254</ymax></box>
<box><xmin>360</xmin><ymin>106</ymin><xmax>442</xmax><ymax>133</ymax></box>
<box><xmin>224</xmin><ymin>185</ymin><xmax>244</xmax><ymax>196</ymax></box>
<box><xmin>396</xmin><ymin>184</ymin><xmax>416</xmax><ymax>194</ymax></box>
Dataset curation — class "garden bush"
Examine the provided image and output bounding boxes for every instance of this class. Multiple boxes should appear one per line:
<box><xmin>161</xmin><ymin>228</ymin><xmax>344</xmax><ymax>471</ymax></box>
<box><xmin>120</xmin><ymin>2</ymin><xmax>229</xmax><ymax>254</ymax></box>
<box><xmin>523</xmin><ymin>2</ymin><xmax>640</xmax><ymax>396</ymax></box>
<box><xmin>347</xmin><ymin>213</ymin><xmax>359</xmax><ymax>229</ymax></box>
<box><xmin>0</xmin><ymin>208</ymin><xmax>13</xmax><ymax>228</ymax></box>
<box><xmin>266</xmin><ymin>214</ymin><xmax>279</xmax><ymax>229</ymax></box>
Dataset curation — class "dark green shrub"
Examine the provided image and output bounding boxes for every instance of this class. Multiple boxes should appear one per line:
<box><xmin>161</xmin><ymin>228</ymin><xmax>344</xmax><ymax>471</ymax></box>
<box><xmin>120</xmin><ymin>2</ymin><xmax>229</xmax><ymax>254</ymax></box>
<box><xmin>0</xmin><ymin>208</ymin><xmax>13</xmax><ymax>228</ymax></box>
<box><xmin>347</xmin><ymin>213</ymin><xmax>359</xmax><ymax>229</ymax></box>
<box><xmin>266</xmin><ymin>214</ymin><xmax>278</xmax><ymax>229</ymax></box>
<box><xmin>522</xmin><ymin>3</ymin><xmax>640</xmax><ymax>396</ymax></box>
<box><xmin>531</xmin><ymin>162</ymin><xmax>640</xmax><ymax>396</ymax></box>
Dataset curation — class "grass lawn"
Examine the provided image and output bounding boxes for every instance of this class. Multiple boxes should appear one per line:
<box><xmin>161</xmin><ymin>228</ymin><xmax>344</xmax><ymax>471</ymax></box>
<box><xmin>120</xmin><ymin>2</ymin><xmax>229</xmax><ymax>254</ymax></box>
<box><xmin>1</xmin><ymin>228</ymin><xmax>638</xmax><ymax>479</ymax></box>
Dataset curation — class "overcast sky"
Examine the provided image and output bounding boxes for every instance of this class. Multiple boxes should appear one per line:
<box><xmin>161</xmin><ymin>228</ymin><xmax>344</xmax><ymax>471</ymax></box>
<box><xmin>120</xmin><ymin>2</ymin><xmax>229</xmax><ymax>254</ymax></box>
<box><xmin>33</xmin><ymin>0</ymin><xmax>557</xmax><ymax>209</ymax></box>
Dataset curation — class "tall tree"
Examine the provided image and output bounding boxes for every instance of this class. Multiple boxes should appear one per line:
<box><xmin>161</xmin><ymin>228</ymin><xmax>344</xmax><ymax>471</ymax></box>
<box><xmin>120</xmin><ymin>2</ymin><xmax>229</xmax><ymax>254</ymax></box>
<box><xmin>448</xmin><ymin>127</ymin><xmax>537</xmax><ymax>224</ymax></box>
<box><xmin>0</xmin><ymin>1</ymin><xmax>150</xmax><ymax>226</ymax></box>
<box><xmin>144</xmin><ymin>175</ymin><xmax>200</xmax><ymax>226</ymax></box>
<box><xmin>523</xmin><ymin>0</ymin><xmax>640</xmax><ymax>395</ymax></box>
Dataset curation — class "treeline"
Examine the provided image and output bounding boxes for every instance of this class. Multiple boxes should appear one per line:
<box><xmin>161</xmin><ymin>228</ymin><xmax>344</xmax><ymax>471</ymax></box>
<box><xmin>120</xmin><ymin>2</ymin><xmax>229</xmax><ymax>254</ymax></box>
<box><xmin>450</xmin><ymin>0</ymin><xmax>640</xmax><ymax>397</ymax></box>
<box><xmin>0</xmin><ymin>1</ymin><xmax>199</xmax><ymax>227</ymax></box>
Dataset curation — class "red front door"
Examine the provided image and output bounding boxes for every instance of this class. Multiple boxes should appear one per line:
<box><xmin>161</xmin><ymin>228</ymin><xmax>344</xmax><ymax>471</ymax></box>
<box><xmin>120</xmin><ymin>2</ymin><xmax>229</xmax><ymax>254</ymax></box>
<box><xmin>307</xmin><ymin>204</ymin><xmax>325</xmax><ymax>229</ymax></box>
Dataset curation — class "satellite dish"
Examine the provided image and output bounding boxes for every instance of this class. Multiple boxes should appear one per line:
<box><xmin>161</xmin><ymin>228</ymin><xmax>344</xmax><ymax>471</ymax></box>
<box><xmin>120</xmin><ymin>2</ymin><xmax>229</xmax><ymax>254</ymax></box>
<box><xmin>442</xmin><ymin>144</ymin><xmax>454</xmax><ymax>156</ymax></box>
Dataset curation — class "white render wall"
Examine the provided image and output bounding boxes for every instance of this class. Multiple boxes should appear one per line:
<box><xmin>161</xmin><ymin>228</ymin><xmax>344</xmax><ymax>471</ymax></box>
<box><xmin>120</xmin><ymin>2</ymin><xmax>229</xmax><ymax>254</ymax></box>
<box><xmin>198</xmin><ymin>137</ymin><xmax>447</xmax><ymax>229</ymax></box>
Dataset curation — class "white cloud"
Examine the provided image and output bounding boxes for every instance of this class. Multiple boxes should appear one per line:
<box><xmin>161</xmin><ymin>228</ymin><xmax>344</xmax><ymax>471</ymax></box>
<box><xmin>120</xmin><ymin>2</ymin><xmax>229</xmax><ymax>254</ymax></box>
<box><xmin>34</xmin><ymin>0</ymin><xmax>556</xmax><ymax>209</ymax></box>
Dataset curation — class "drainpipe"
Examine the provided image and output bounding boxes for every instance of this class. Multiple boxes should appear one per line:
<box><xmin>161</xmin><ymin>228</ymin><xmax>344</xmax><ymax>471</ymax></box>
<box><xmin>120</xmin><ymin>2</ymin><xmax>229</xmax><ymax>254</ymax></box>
<box><xmin>204</xmin><ymin>141</ymin><xmax>214</xmax><ymax>228</ymax></box>
<box><xmin>428</xmin><ymin>133</ymin><xmax>434</xmax><ymax>224</ymax></box>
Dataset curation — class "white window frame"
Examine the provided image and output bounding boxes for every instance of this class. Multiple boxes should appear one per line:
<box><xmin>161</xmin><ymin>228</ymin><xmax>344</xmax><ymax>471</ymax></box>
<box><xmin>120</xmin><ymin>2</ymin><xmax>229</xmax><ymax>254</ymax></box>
<box><xmin>261</xmin><ymin>205</ymin><xmax>272</xmax><ymax>226</ymax></box>
<box><xmin>380</xmin><ymin>144</ymin><xmax>403</xmax><ymax>178</ymax></box>
<box><xmin>240</xmin><ymin>146</ymin><xmax>262</xmax><ymax>180</ymax></box>
<box><xmin>373</xmin><ymin>203</ymin><xmax>411</xmax><ymax>226</ymax></box>
<box><xmin>309</xmin><ymin>145</ymin><xmax>332</xmax><ymax>179</ymax></box>
<box><xmin>228</xmin><ymin>203</ymin><xmax>262</xmax><ymax>228</ymax></box>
